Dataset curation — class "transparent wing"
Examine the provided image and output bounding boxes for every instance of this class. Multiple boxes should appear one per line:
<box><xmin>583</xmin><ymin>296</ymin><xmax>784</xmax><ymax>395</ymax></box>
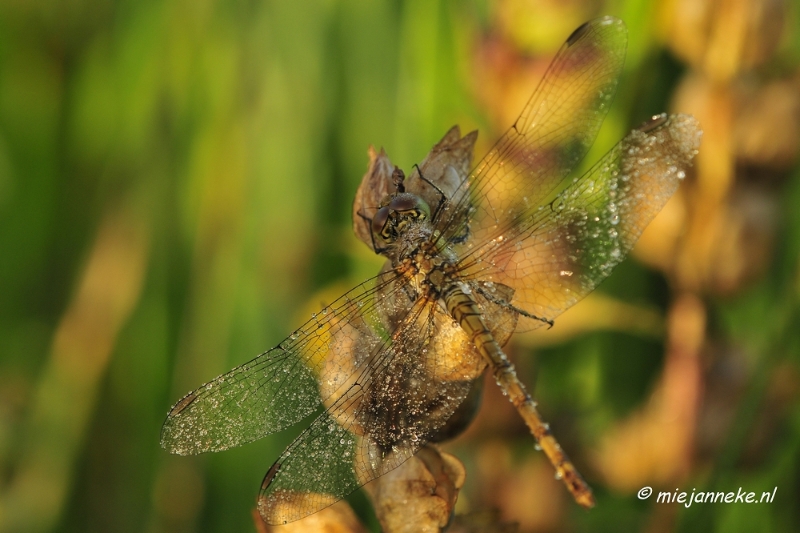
<box><xmin>161</xmin><ymin>269</ymin><xmax>408</xmax><ymax>455</ymax></box>
<box><xmin>161</xmin><ymin>258</ymin><xmax>517</xmax><ymax>525</ymax></box>
<box><xmin>256</xmin><ymin>297</ymin><xmax>481</xmax><ymax>525</ymax></box>
<box><xmin>457</xmin><ymin>114</ymin><xmax>702</xmax><ymax>331</ymax></box>
<box><xmin>435</xmin><ymin>16</ymin><xmax>628</xmax><ymax>244</ymax></box>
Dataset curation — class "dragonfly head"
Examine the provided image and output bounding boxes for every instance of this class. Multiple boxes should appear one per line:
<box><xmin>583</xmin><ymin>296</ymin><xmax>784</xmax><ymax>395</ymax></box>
<box><xmin>372</xmin><ymin>193</ymin><xmax>431</xmax><ymax>243</ymax></box>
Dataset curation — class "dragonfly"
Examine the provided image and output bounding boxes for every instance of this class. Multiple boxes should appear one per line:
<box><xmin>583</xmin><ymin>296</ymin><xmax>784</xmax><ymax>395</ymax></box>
<box><xmin>161</xmin><ymin>16</ymin><xmax>701</xmax><ymax>525</ymax></box>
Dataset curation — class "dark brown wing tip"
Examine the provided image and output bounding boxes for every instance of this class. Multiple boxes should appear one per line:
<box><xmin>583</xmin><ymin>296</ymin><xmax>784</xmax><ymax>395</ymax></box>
<box><xmin>261</xmin><ymin>461</ymin><xmax>282</xmax><ymax>491</ymax></box>
<box><xmin>566</xmin><ymin>21</ymin><xmax>591</xmax><ymax>46</ymax></box>
<box><xmin>167</xmin><ymin>392</ymin><xmax>197</xmax><ymax>417</ymax></box>
<box><xmin>567</xmin><ymin>16</ymin><xmax>624</xmax><ymax>46</ymax></box>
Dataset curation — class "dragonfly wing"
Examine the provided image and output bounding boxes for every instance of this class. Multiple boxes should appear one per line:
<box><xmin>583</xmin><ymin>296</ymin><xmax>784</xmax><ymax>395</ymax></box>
<box><xmin>161</xmin><ymin>269</ymin><xmax>410</xmax><ymax>455</ymax></box>
<box><xmin>257</xmin><ymin>298</ymin><xmax>477</xmax><ymax>524</ymax></box>
<box><xmin>461</xmin><ymin>114</ymin><xmax>702</xmax><ymax>331</ymax></box>
<box><xmin>437</xmin><ymin>16</ymin><xmax>628</xmax><ymax>244</ymax></box>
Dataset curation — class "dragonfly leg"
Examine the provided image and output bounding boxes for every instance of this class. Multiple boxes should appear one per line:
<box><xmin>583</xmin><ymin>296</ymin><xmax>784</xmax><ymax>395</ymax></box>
<box><xmin>392</xmin><ymin>166</ymin><xmax>406</xmax><ymax>193</ymax></box>
<box><xmin>475</xmin><ymin>285</ymin><xmax>554</xmax><ymax>328</ymax></box>
<box><xmin>413</xmin><ymin>163</ymin><xmax>448</xmax><ymax>219</ymax></box>
<box><xmin>356</xmin><ymin>210</ymin><xmax>388</xmax><ymax>255</ymax></box>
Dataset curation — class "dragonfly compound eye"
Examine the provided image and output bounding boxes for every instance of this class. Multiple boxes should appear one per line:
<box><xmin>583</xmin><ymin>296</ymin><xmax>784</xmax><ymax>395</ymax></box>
<box><xmin>373</xmin><ymin>194</ymin><xmax>431</xmax><ymax>241</ymax></box>
<box><xmin>372</xmin><ymin>206</ymin><xmax>391</xmax><ymax>239</ymax></box>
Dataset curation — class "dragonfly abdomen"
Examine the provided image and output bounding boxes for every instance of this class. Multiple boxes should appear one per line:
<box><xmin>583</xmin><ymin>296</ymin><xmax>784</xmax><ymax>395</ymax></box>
<box><xmin>442</xmin><ymin>281</ymin><xmax>596</xmax><ymax>508</ymax></box>
<box><xmin>443</xmin><ymin>284</ymin><xmax>526</xmax><ymax>396</ymax></box>
<box><xmin>443</xmin><ymin>283</ymin><xmax>496</xmax><ymax>346</ymax></box>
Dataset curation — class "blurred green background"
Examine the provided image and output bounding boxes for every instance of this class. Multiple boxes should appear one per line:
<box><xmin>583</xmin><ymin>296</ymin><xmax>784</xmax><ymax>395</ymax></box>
<box><xmin>1</xmin><ymin>0</ymin><xmax>799</xmax><ymax>532</ymax></box>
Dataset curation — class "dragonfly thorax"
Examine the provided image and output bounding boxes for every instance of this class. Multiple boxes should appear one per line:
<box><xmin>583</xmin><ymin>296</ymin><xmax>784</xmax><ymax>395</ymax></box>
<box><xmin>372</xmin><ymin>193</ymin><xmax>431</xmax><ymax>243</ymax></box>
